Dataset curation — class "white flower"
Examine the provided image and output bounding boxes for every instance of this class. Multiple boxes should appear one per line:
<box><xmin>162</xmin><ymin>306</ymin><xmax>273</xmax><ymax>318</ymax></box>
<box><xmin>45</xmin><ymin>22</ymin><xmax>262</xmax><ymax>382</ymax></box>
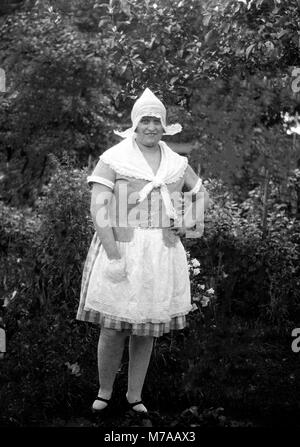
<box><xmin>65</xmin><ymin>362</ymin><xmax>81</xmax><ymax>377</ymax></box>
<box><xmin>191</xmin><ymin>258</ymin><xmax>200</xmax><ymax>267</ymax></box>
<box><xmin>193</xmin><ymin>268</ymin><xmax>200</xmax><ymax>276</ymax></box>
<box><xmin>207</xmin><ymin>288</ymin><xmax>215</xmax><ymax>295</ymax></box>
<box><xmin>199</xmin><ymin>284</ymin><xmax>205</xmax><ymax>290</ymax></box>
<box><xmin>200</xmin><ymin>296</ymin><xmax>210</xmax><ymax>307</ymax></box>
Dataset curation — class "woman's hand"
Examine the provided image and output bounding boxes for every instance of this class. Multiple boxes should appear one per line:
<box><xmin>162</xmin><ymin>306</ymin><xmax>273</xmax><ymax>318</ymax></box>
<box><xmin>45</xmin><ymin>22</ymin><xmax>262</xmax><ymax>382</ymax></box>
<box><xmin>169</xmin><ymin>218</ymin><xmax>186</xmax><ymax>237</ymax></box>
<box><xmin>170</xmin><ymin>227</ymin><xmax>186</xmax><ymax>237</ymax></box>
<box><xmin>104</xmin><ymin>257</ymin><xmax>127</xmax><ymax>283</ymax></box>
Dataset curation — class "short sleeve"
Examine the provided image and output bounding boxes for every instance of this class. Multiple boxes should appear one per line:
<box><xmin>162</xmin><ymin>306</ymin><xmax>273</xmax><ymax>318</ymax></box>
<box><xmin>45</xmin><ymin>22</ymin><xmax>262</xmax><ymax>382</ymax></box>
<box><xmin>183</xmin><ymin>164</ymin><xmax>202</xmax><ymax>195</ymax></box>
<box><xmin>87</xmin><ymin>159</ymin><xmax>116</xmax><ymax>190</ymax></box>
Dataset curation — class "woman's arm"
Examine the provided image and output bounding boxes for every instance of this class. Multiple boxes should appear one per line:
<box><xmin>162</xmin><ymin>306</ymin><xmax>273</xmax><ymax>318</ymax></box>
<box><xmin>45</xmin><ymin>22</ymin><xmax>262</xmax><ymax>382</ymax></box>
<box><xmin>88</xmin><ymin>159</ymin><xmax>121</xmax><ymax>260</ymax></box>
<box><xmin>90</xmin><ymin>183</ymin><xmax>121</xmax><ymax>260</ymax></box>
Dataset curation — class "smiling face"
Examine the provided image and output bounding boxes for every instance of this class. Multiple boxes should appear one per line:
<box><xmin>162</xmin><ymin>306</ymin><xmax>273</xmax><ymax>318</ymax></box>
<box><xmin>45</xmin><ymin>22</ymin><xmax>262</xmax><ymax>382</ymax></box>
<box><xmin>135</xmin><ymin>116</ymin><xmax>164</xmax><ymax>148</ymax></box>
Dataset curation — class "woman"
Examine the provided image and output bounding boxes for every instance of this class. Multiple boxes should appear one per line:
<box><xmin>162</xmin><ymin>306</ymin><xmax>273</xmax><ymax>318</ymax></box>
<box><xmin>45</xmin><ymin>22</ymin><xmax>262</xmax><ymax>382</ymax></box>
<box><xmin>76</xmin><ymin>88</ymin><xmax>209</xmax><ymax>417</ymax></box>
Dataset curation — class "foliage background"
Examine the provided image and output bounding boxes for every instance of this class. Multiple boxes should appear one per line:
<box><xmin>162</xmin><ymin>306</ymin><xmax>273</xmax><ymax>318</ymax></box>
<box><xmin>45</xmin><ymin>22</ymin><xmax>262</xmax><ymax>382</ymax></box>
<box><xmin>0</xmin><ymin>0</ymin><xmax>300</xmax><ymax>427</ymax></box>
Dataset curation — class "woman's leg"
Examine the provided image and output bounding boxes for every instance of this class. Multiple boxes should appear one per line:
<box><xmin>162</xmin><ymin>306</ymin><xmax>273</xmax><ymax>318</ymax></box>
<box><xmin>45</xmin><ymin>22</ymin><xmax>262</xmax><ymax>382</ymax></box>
<box><xmin>126</xmin><ymin>335</ymin><xmax>154</xmax><ymax>412</ymax></box>
<box><xmin>93</xmin><ymin>327</ymin><xmax>128</xmax><ymax>410</ymax></box>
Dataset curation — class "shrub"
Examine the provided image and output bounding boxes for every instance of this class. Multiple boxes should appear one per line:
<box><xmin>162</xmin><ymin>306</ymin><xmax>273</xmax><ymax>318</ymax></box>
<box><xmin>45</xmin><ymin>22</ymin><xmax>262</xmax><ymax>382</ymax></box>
<box><xmin>0</xmin><ymin>153</ymin><xmax>100</xmax><ymax>425</ymax></box>
<box><xmin>185</xmin><ymin>177</ymin><xmax>300</xmax><ymax>333</ymax></box>
<box><xmin>0</xmin><ymin>203</ymin><xmax>40</xmax><ymax>311</ymax></box>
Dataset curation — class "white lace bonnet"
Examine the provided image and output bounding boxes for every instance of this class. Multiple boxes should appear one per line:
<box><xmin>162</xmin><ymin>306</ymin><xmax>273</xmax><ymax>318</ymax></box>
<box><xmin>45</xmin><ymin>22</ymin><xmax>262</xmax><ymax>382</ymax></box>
<box><xmin>114</xmin><ymin>87</ymin><xmax>182</xmax><ymax>138</ymax></box>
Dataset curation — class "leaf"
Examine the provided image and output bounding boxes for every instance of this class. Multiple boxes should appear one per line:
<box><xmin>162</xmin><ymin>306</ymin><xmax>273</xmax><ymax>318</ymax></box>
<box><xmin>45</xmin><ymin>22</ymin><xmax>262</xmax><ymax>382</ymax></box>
<box><xmin>222</xmin><ymin>22</ymin><xmax>231</xmax><ymax>34</ymax></box>
<box><xmin>204</xmin><ymin>29</ymin><xmax>218</xmax><ymax>46</ymax></box>
<box><xmin>119</xmin><ymin>63</ymin><xmax>128</xmax><ymax>74</ymax></box>
<box><xmin>98</xmin><ymin>18</ymin><xmax>110</xmax><ymax>28</ymax></box>
<box><xmin>277</xmin><ymin>29</ymin><xmax>289</xmax><ymax>39</ymax></box>
<box><xmin>203</xmin><ymin>14</ymin><xmax>211</xmax><ymax>27</ymax></box>
<box><xmin>120</xmin><ymin>0</ymin><xmax>131</xmax><ymax>17</ymax></box>
<box><xmin>246</xmin><ymin>43</ymin><xmax>255</xmax><ymax>59</ymax></box>
<box><xmin>145</xmin><ymin>36</ymin><xmax>156</xmax><ymax>49</ymax></box>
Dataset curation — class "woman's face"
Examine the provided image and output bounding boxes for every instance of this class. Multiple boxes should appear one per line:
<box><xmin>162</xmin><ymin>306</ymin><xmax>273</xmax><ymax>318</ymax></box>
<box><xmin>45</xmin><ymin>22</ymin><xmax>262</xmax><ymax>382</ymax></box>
<box><xmin>135</xmin><ymin>116</ymin><xmax>164</xmax><ymax>148</ymax></box>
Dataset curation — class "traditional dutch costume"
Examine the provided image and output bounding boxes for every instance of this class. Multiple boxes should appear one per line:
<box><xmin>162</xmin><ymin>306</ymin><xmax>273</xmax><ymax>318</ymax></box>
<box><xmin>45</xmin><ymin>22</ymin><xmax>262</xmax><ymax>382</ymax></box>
<box><xmin>76</xmin><ymin>89</ymin><xmax>204</xmax><ymax>337</ymax></box>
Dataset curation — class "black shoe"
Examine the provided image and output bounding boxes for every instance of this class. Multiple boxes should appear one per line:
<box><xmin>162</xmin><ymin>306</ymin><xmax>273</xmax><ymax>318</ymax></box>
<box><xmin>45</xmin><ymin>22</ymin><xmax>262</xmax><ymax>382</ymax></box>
<box><xmin>127</xmin><ymin>400</ymin><xmax>148</xmax><ymax>414</ymax></box>
<box><xmin>91</xmin><ymin>396</ymin><xmax>110</xmax><ymax>414</ymax></box>
<box><xmin>127</xmin><ymin>400</ymin><xmax>152</xmax><ymax>427</ymax></box>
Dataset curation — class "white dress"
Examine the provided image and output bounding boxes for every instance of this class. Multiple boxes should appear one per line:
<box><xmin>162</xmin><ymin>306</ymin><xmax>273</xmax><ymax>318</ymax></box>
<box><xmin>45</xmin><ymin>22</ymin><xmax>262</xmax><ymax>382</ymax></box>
<box><xmin>84</xmin><ymin>228</ymin><xmax>192</xmax><ymax>323</ymax></box>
